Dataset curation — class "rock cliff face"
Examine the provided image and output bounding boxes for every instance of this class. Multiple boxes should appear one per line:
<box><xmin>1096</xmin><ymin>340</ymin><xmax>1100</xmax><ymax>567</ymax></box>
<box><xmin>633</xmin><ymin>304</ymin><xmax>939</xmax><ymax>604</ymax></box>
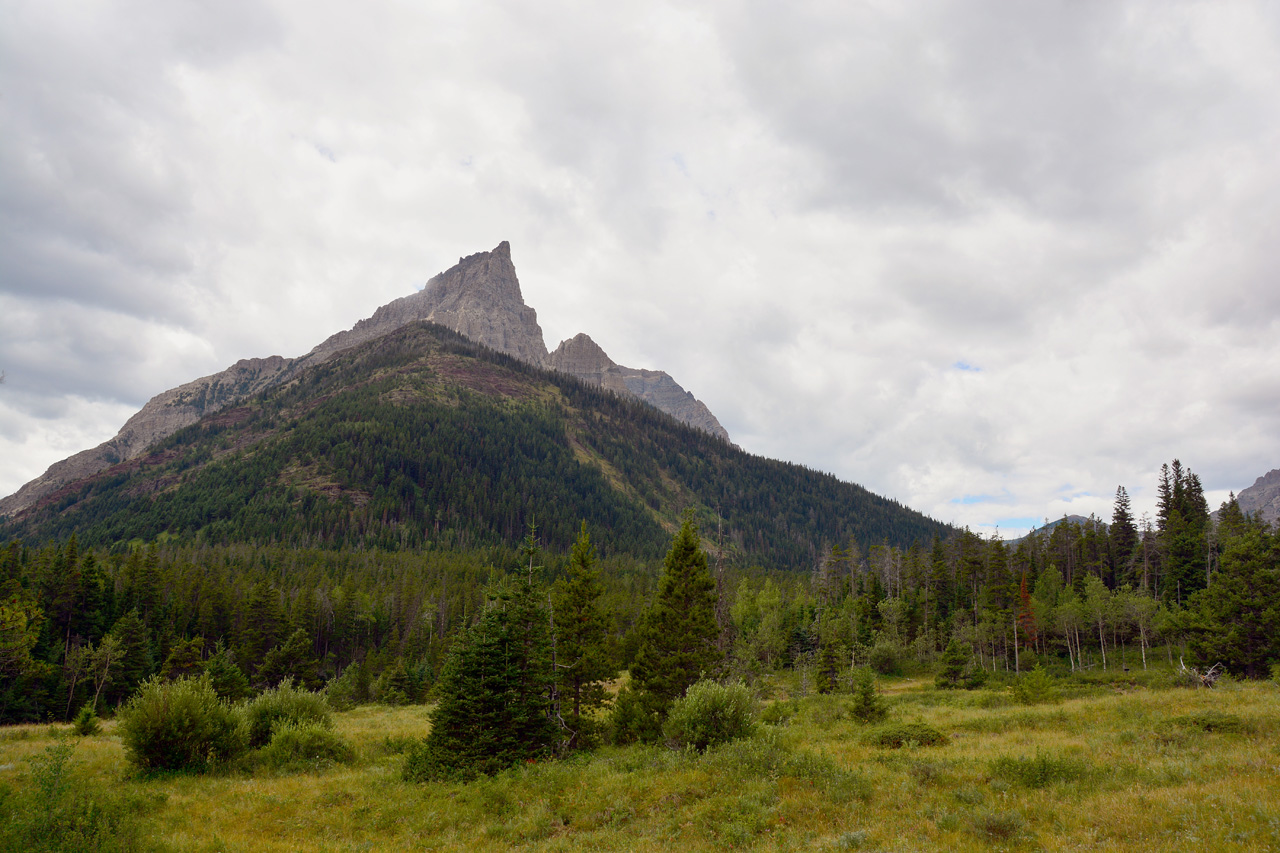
<box><xmin>0</xmin><ymin>356</ymin><xmax>291</xmax><ymax>516</ymax></box>
<box><xmin>2</xmin><ymin>242</ymin><xmax>730</xmax><ymax>517</ymax></box>
<box><xmin>309</xmin><ymin>242</ymin><xmax>548</xmax><ymax>365</ymax></box>
<box><xmin>547</xmin><ymin>333</ymin><xmax>730</xmax><ymax>442</ymax></box>
<box><xmin>1235</xmin><ymin>468</ymin><xmax>1280</xmax><ymax>527</ymax></box>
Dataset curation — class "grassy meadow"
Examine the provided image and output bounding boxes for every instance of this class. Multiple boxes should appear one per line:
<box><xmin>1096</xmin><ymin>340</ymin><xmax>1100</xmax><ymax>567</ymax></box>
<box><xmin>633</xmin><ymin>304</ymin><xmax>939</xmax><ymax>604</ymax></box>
<box><xmin>2</xmin><ymin>670</ymin><xmax>1278</xmax><ymax>852</ymax></box>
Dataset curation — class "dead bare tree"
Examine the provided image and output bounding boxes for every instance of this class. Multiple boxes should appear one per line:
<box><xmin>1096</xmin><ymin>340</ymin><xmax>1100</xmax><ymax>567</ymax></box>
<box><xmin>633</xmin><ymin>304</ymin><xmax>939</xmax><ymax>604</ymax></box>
<box><xmin>1178</xmin><ymin>657</ymin><xmax>1224</xmax><ymax>688</ymax></box>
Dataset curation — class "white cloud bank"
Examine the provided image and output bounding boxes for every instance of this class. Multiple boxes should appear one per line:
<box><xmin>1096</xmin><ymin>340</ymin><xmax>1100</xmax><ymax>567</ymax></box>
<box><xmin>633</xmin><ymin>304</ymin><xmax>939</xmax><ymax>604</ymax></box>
<box><xmin>3</xmin><ymin>0</ymin><xmax>1279</xmax><ymax>538</ymax></box>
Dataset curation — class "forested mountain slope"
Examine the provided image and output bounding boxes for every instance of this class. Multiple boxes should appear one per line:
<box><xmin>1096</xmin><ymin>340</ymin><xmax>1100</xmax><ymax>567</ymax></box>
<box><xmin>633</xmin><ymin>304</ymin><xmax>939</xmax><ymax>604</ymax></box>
<box><xmin>0</xmin><ymin>323</ymin><xmax>950</xmax><ymax>568</ymax></box>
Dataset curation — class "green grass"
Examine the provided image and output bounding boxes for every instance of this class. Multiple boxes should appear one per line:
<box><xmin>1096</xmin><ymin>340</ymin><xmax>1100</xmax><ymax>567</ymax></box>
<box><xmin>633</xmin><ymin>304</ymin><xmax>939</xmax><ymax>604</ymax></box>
<box><xmin>1</xmin><ymin>680</ymin><xmax>1278</xmax><ymax>851</ymax></box>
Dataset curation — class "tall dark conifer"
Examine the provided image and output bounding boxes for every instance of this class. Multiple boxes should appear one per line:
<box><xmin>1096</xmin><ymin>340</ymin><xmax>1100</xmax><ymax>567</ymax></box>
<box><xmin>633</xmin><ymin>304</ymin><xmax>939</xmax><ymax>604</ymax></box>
<box><xmin>553</xmin><ymin>522</ymin><xmax>613</xmax><ymax>749</ymax></box>
<box><xmin>407</xmin><ymin>526</ymin><xmax>555</xmax><ymax>780</ymax></box>
<box><xmin>629</xmin><ymin>514</ymin><xmax>723</xmax><ymax>716</ymax></box>
<box><xmin>1110</xmin><ymin>486</ymin><xmax>1139</xmax><ymax>584</ymax></box>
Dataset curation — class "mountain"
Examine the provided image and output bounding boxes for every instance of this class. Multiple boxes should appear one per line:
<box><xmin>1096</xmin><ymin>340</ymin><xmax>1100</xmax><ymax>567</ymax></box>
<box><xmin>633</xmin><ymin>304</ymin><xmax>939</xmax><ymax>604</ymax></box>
<box><xmin>1</xmin><ymin>242</ymin><xmax>727</xmax><ymax>516</ymax></box>
<box><xmin>0</xmin><ymin>322</ymin><xmax>950</xmax><ymax>567</ymax></box>
<box><xmin>1234</xmin><ymin>468</ymin><xmax>1280</xmax><ymax>527</ymax></box>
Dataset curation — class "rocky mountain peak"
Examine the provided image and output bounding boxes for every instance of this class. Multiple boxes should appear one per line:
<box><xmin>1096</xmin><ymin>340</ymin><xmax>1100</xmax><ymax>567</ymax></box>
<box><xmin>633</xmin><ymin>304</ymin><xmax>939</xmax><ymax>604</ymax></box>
<box><xmin>309</xmin><ymin>242</ymin><xmax>549</xmax><ymax>365</ymax></box>
<box><xmin>2</xmin><ymin>241</ymin><xmax>731</xmax><ymax>517</ymax></box>
<box><xmin>1235</xmin><ymin>468</ymin><xmax>1280</xmax><ymax>527</ymax></box>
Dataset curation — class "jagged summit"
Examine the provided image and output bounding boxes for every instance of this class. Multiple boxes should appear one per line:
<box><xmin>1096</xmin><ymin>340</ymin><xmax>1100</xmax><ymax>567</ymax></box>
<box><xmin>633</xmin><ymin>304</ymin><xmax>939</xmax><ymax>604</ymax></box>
<box><xmin>1</xmin><ymin>243</ymin><xmax>731</xmax><ymax>517</ymax></box>
<box><xmin>548</xmin><ymin>333</ymin><xmax>730</xmax><ymax>442</ymax></box>
<box><xmin>1235</xmin><ymin>468</ymin><xmax>1280</xmax><ymax>527</ymax></box>
<box><xmin>309</xmin><ymin>241</ymin><xmax>548</xmax><ymax>365</ymax></box>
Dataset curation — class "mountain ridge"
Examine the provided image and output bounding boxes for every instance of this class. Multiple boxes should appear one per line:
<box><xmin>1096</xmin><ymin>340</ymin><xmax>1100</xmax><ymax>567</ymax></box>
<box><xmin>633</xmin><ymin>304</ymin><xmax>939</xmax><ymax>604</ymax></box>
<box><xmin>0</xmin><ymin>321</ymin><xmax>951</xmax><ymax>566</ymax></box>
<box><xmin>1</xmin><ymin>243</ymin><xmax>727</xmax><ymax>516</ymax></box>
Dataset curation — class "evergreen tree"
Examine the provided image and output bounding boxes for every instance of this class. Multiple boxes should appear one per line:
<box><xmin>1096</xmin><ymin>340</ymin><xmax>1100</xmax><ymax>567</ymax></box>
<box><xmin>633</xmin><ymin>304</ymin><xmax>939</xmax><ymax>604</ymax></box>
<box><xmin>102</xmin><ymin>610</ymin><xmax>154</xmax><ymax>706</ymax></box>
<box><xmin>1187</xmin><ymin>527</ymin><xmax>1280</xmax><ymax>678</ymax></box>
<box><xmin>255</xmin><ymin>628</ymin><xmax>323</xmax><ymax>690</ymax></box>
<box><xmin>629</xmin><ymin>514</ymin><xmax>723</xmax><ymax>720</ymax></box>
<box><xmin>1110</xmin><ymin>486</ymin><xmax>1139</xmax><ymax>583</ymax></box>
<box><xmin>935</xmin><ymin>637</ymin><xmax>967</xmax><ymax>689</ymax></box>
<box><xmin>407</xmin><ymin>560</ymin><xmax>555</xmax><ymax>780</ymax></box>
<box><xmin>552</xmin><ymin>522</ymin><xmax>613</xmax><ymax>749</ymax></box>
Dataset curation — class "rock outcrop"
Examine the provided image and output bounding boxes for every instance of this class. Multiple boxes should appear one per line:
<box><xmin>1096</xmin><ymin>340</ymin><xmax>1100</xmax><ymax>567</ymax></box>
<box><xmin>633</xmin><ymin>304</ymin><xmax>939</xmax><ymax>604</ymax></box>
<box><xmin>548</xmin><ymin>333</ymin><xmax>730</xmax><ymax>442</ymax></box>
<box><xmin>309</xmin><ymin>242</ymin><xmax>548</xmax><ymax>365</ymax></box>
<box><xmin>2</xmin><ymin>242</ymin><xmax>730</xmax><ymax>517</ymax></box>
<box><xmin>1235</xmin><ymin>468</ymin><xmax>1280</xmax><ymax>527</ymax></box>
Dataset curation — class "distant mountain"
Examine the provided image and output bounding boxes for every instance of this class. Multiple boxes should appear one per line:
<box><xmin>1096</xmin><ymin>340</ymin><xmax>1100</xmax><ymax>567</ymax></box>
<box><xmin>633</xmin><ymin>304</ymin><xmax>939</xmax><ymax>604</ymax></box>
<box><xmin>0</xmin><ymin>322</ymin><xmax>951</xmax><ymax>567</ymax></box>
<box><xmin>1234</xmin><ymin>468</ymin><xmax>1280</xmax><ymax>527</ymax></box>
<box><xmin>1</xmin><ymin>243</ymin><xmax>726</xmax><ymax>517</ymax></box>
<box><xmin>1006</xmin><ymin>514</ymin><xmax>1097</xmax><ymax>544</ymax></box>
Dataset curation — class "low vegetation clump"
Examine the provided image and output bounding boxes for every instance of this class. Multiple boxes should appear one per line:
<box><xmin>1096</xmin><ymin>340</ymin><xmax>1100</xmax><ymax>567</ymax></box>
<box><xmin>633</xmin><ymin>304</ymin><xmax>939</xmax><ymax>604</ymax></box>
<box><xmin>1167</xmin><ymin>710</ymin><xmax>1254</xmax><ymax>734</ymax></box>
<box><xmin>252</xmin><ymin>720</ymin><xmax>355</xmax><ymax>772</ymax></box>
<box><xmin>661</xmin><ymin>679</ymin><xmax>755</xmax><ymax>751</ymax></box>
<box><xmin>70</xmin><ymin>704</ymin><xmax>100</xmax><ymax>737</ymax></box>
<box><xmin>989</xmin><ymin>751</ymin><xmax>1094</xmax><ymax>788</ymax></box>
<box><xmin>117</xmin><ymin>675</ymin><xmax>245</xmax><ymax>772</ymax></box>
<box><xmin>243</xmin><ymin>680</ymin><xmax>332</xmax><ymax>749</ymax></box>
<box><xmin>0</xmin><ymin>741</ymin><xmax>161</xmax><ymax>853</ymax></box>
<box><xmin>862</xmin><ymin>720</ymin><xmax>948</xmax><ymax>748</ymax></box>
<box><xmin>1010</xmin><ymin>664</ymin><xmax>1058</xmax><ymax>705</ymax></box>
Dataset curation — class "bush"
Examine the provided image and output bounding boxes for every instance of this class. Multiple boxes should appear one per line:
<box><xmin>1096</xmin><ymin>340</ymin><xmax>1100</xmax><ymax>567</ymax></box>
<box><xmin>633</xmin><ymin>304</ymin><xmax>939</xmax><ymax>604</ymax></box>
<box><xmin>867</xmin><ymin>639</ymin><xmax>903</xmax><ymax>675</ymax></box>
<box><xmin>244</xmin><ymin>680</ymin><xmax>332</xmax><ymax>749</ymax></box>
<box><xmin>1011</xmin><ymin>665</ymin><xmax>1058</xmax><ymax>705</ymax></box>
<box><xmin>862</xmin><ymin>721</ymin><xmax>948</xmax><ymax>748</ymax></box>
<box><xmin>71</xmin><ymin>704</ymin><xmax>100</xmax><ymax>737</ymax></box>
<box><xmin>608</xmin><ymin>684</ymin><xmax>662</xmax><ymax>745</ymax></box>
<box><xmin>990</xmin><ymin>751</ymin><xmax>1093</xmax><ymax>788</ymax></box>
<box><xmin>254</xmin><ymin>721</ymin><xmax>355</xmax><ymax>771</ymax></box>
<box><xmin>0</xmin><ymin>742</ymin><xmax>161</xmax><ymax>852</ymax></box>
<box><xmin>117</xmin><ymin>675</ymin><xmax>246</xmax><ymax>772</ymax></box>
<box><xmin>663</xmin><ymin>679</ymin><xmax>756</xmax><ymax>751</ymax></box>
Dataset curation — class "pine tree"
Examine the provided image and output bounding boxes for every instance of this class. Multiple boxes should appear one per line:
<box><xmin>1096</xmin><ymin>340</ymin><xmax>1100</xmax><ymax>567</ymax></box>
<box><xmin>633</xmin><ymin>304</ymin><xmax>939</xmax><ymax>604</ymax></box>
<box><xmin>629</xmin><ymin>513</ymin><xmax>723</xmax><ymax>720</ymax></box>
<box><xmin>553</xmin><ymin>522</ymin><xmax>614</xmax><ymax>749</ymax></box>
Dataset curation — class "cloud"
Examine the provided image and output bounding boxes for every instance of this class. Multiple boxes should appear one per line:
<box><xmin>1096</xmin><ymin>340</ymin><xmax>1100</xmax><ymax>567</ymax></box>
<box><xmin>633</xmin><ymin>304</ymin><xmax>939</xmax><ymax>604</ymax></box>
<box><xmin>3</xmin><ymin>0</ymin><xmax>1279</xmax><ymax>541</ymax></box>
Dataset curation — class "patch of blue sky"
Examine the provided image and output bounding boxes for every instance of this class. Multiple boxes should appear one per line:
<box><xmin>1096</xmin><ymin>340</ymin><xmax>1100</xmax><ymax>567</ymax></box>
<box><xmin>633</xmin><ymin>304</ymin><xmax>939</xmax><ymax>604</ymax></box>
<box><xmin>953</xmin><ymin>361</ymin><xmax>981</xmax><ymax>372</ymax></box>
<box><xmin>997</xmin><ymin>517</ymin><xmax>1040</xmax><ymax>530</ymax></box>
<box><xmin>951</xmin><ymin>494</ymin><xmax>999</xmax><ymax>505</ymax></box>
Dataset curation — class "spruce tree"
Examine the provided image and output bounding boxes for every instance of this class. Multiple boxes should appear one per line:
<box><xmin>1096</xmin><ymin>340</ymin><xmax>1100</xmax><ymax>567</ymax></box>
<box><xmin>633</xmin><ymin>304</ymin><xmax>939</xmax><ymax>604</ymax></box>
<box><xmin>1110</xmin><ymin>486</ymin><xmax>1139</xmax><ymax>583</ymax></box>
<box><xmin>553</xmin><ymin>522</ymin><xmax>614</xmax><ymax>749</ymax></box>
<box><xmin>407</xmin><ymin>540</ymin><xmax>555</xmax><ymax>781</ymax></box>
<box><xmin>629</xmin><ymin>514</ymin><xmax>723</xmax><ymax>720</ymax></box>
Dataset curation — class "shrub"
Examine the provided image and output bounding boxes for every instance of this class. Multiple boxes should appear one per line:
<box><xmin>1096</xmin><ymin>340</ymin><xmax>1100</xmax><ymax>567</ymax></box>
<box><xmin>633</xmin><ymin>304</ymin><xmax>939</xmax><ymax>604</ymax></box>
<box><xmin>71</xmin><ymin>703</ymin><xmax>100</xmax><ymax>737</ymax></box>
<box><xmin>117</xmin><ymin>675</ymin><xmax>246</xmax><ymax>772</ymax></box>
<box><xmin>1010</xmin><ymin>665</ymin><xmax>1058</xmax><ymax>705</ymax></box>
<box><xmin>862</xmin><ymin>721</ymin><xmax>947</xmax><ymax>748</ymax></box>
<box><xmin>961</xmin><ymin>661</ymin><xmax>988</xmax><ymax>689</ymax></box>
<box><xmin>608</xmin><ymin>684</ymin><xmax>662</xmax><ymax>745</ymax></box>
<box><xmin>255</xmin><ymin>721</ymin><xmax>355</xmax><ymax>771</ymax></box>
<box><xmin>663</xmin><ymin>679</ymin><xmax>755</xmax><ymax>751</ymax></box>
<box><xmin>0</xmin><ymin>742</ymin><xmax>160</xmax><ymax>852</ymax></box>
<box><xmin>971</xmin><ymin>809</ymin><xmax>1024</xmax><ymax>840</ymax></box>
<box><xmin>990</xmin><ymin>751</ymin><xmax>1092</xmax><ymax>788</ymax></box>
<box><xmin>867</xmin><ymin>639</ymin><xmax>903</xmax><ymax>675</ymax></box>
<box><xmin>244</xmin><ymin>680</ymin><xmax>332</xmax><ymax>749</ymax></box>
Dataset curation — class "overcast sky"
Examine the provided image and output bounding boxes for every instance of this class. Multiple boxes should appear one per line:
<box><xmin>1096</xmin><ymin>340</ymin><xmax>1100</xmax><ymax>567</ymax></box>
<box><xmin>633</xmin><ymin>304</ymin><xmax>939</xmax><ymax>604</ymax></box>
<box><xmin>3</xmin><ymin>0</ymin><xmax>1279</xmax><ymax>538</ymax></box>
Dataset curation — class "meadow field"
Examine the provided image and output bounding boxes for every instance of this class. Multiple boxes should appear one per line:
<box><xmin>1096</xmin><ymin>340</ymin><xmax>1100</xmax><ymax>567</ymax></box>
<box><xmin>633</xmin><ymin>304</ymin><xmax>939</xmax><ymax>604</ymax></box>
<box><xmin>2</xmin><ymin>670</ymin><xmax>1278</xmax><ymax>852</ymax></box>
